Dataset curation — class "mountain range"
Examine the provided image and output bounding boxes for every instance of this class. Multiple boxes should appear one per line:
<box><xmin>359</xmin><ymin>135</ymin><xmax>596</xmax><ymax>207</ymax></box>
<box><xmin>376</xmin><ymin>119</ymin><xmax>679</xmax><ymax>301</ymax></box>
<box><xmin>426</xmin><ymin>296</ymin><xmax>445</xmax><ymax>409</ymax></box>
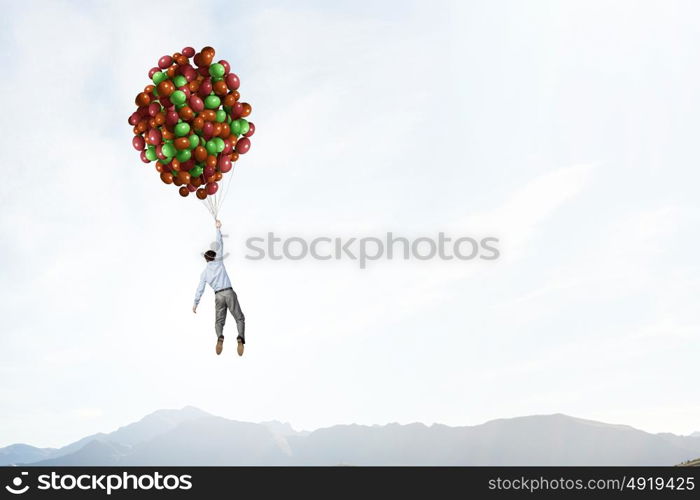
<box><xmin>1</xmin><ymin>407</ymin><xmax>699</xmax><ymax>466</ymax></box>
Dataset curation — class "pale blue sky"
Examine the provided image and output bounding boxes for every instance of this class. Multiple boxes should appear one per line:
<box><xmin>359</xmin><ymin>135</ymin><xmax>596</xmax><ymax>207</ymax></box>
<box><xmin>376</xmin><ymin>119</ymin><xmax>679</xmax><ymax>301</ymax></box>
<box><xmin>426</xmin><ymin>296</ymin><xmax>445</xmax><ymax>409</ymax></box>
<box><xmin>1</xmin><ymin>0</ymin><xmax>699</xmax><ymax>447</ymax></box>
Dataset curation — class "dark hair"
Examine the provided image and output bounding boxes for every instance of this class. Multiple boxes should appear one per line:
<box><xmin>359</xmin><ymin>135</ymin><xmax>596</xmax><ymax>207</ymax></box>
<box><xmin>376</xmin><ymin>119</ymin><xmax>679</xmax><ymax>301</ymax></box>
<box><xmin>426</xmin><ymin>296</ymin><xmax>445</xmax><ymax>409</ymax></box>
<box><xmin>204</xmin><ymin>250</ymin><xmax>216</xmax><ymax>262</ymax></box>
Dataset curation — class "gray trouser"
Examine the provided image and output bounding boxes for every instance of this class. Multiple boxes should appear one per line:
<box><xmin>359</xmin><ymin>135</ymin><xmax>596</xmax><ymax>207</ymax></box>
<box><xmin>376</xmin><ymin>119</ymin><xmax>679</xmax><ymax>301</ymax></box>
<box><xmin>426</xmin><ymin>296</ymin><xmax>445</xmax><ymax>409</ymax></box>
<box><xmin>214</xmin><ymin>288</ymin><xmax>245</xmax><ymax>343</ymax></box>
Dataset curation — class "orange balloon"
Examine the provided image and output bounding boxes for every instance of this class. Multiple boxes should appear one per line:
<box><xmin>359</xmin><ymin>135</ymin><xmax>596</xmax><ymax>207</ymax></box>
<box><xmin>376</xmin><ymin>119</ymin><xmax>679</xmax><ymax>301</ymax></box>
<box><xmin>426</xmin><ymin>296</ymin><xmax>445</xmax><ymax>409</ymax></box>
<box><xmin>135</xmin><ymin>120</ymin><xmax>148</xmax><ymax>134</ymax></box>
<box><xmin>144</xmin><ymin>84</ymin><xmax>155</xmax><ymax>94</ymax></box>
<box><xmin>201</xmin><ymin>110</ymin><xmax>216</xmax><ymax>121</ymax></box>
<box><xmin>170</xmin><ymin>158</ymin><xmax>181</xmax><ymax>172</ymax></box>
<box><xmin>230</xmin><ymin>151</ymin><xmax>239</xmax><ymax>162</ymax></box>
<box><xmin>162</xmin><ymin>128</ymin><xmax>175</xmax><ymax>140</ymax></box>
<box><xmin>223</xmin><ymin>93</ymin><xmax>237</xmax><ymax>107</ymax></box>
<box><xmin>178</xmin><ymin>106</ymin><xmax>194</xmax><ymax>121</ymax></box>
<box><xmin>231</xmin><ymin>90</ymin><xmax>240</xmax><ymax>101</ymax></box>
<box><xmin>177</xmin><ymin>171</ymin><xmax>191</xmax><ymax>185</ymax></box>
<box><xmin>206</xmin><ymin>155</ymin><xmax>217</xmax><ymax>168</ymax></box>
<box><xmin>135</xmin><ymin>92</ymin><xmax>151</xmax><ymax>106</ymax></box>
<box><xmin>196</xmin><ymin>188</ymin><xmax>207</xmax><ymax>200</ymax></box>
<box><xmin>194</xmin><ymin>146</ymin><xmax>207</xmax><ymax>162</ymax></box>
<box><xmin>175</xmin><ymin>54</ymin><xmax>188</xmax><ymax>66</ymax></box>
<box><xmin>174</xmin><ymin>137</ymin><xmax>190</xmax><ymax>150</ymax></box>
<box><xmin>148</xmin><ymin>118</ymin><xmax>157</xmax><ymax>129</ymax></box>
<box><xmin>220</xmin><ymin>123</ymin><xmax>231</xmax><ymax>138</ymax></box>
<box><xmin>179</xmin><ymin>186</ymin><xmax>190</xmax><ymax>197</ymax></box>
<box><xmin>188</xmin><ymin>80</ymin><xmax>200</xmax><ymax>93</ymax></box>
<box><xmin>155</xmin><ymin>163</ymin><xmax>165</xmax><ymax>173</ymax></box>
<box><xmin>214</xmin><ymin>172</ymin><xmax>223</xmax><ymax>181</ymax></box>
<box><xmin>173</xmin><ymin>176</ymin><xmax>183</xmax><ymax>186</ymax></box>
<box><xmin>191</xmin><ymin>177</ymin><xmax>203</xmax><ymax>188</ymax></box>
<box><xmin>205</xmin><ymin>174</ymin><xmax>217</xmax><ymax>183</ymax></box>
<box><xmin>213</xmin><ymin>80</ymin><xmax>228</xmax><ymax>95</ymax></box>
<box><xmin>154</xmin><ymin>112</ymin><xmax>165</xmax><ymax>126</ymax></box>
<box><xmin>160</xmin><ymin>172</ymin><xmax>174</xmax><ymax>184</ymax></box>
<box><xmin>201</xmin><ymin>46</ymin><xmax>215</xmax><ymax>57</ymax></box>
<box><xmin>193</xmin><ymin>116</ymin><xmax>204</xmax><ymax>131</ymax></box>
<box><xmin>213</xmin><ymin>123</ymin><xmax>223</xmax><ymax>136</ymax></box>
<box><xmin>157</xmin><ymin>80</ymin><xmax>175</xmax><ymax>97</ymax></box>
<box><xmin>240</xmin><ymin>102</ymin><xmax>252</xmax><ymax>117</ymax></box>
<box><xmin>166</xmin><ymin>65</ymin><xmax>178</xmax><ymax>78</ymax></box>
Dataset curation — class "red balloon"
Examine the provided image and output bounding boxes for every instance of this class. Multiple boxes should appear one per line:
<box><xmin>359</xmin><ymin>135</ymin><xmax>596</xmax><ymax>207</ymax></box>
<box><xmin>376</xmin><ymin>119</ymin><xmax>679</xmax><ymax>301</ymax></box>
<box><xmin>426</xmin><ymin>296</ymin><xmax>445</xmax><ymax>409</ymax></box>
<box><xmin>202</xmin><ymin>121</ymin><xmax>214</xmax><ymax>139</ymax></box>
<box><xmin>148</xmin><ymin>102</ymin><xmax>160</xmax><ymax>117</ymax></box>
<box><xmin>231</xmin><ymin>102</ymin><xmax>243</xmax><ymax>118</ymax></box>
<box><xmin>203</xmin><ymin>165</ymin><xmax>216</xmax><ymax>178</ymax></box>
<box><xmin>219</xmin><ymin>155</ymin><xmax>232</xmax><ymax>173</ymax></box>
<box><xmin>128</xmin><ymin>111</ymin><xmax>141</xmax><ymax>126</ymax></box>
<box><xmin>236</xmin><ymin>137</ymin><xmax>251</xmax><ymax>154</ymax></box>
<box><xmin>218</xmin><ymin>60</ymin><xmax>231</xmax><ymax>74</ymax></box>
<box><xmin>243</xmin><ymin>122</ymin><xmax>255</xmax><ymax>137</ymax></box>
<box><xmin>182</xmin><ymin>46</ymin><xmax>195</xmax><ymax>58</ymax></box>
<box><xmin>189</xmin><ymin>95</ymin><xmax>204</xmax><ymax>112</ymax></box>
<box><xmin>148</xmin><ymin>67</ymin><xmax>160</xmax><ymax>78</ymax></box>
<box><xmin>147</xmin><ymin>128</ymin><xmax>162</xmax><ymax>145</ymax></box>
<box><xmin>222</xmin><ymin>138</ymin><xmax>234</xmax><ymax>154</ymax></box>
<box><xmin>206</xmin><ymin>182</ymin><xmax>219</xmax><ymax>195</ymax></box>
<box><xmin>187</xmin><ymin>183</ymin><xmax>197</xmax><ymax>192</ymax></box>
<box><xmin>133</xmin><ymin>135</ymin><xmax>145</xmax><ymax>151</ymax></box>
<box><xmin>198</xmin><ymin>78</ymin><xmax>213</xmax><ymax>97</ymax></box>
<box><xmin>158</xmin><ymin>55</ymin><xmax>173</xmax><ymax>69</ymax></box>
<box><xmin>226</xmin><ymin>73</ymin><xmax>240</xmax><ymax>90</ymax></box>
<box><xmin>166</xmin><ymin>110</ymin><xmax>179</xmax><ymax>126</ymax></box>
<box><xmin>140</xmin><ymin>150</ymin><xmax>149</xmax><ymax>163</ymax></box>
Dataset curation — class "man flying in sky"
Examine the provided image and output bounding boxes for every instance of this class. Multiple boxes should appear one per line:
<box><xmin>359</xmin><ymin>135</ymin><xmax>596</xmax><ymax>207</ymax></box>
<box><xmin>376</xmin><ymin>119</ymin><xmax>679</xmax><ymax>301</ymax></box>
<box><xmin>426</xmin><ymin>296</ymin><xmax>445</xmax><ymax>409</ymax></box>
<box><xmin>193</xmin><ymin>220</ymin><xmax>245</xmax><ymax>356</ymax></box>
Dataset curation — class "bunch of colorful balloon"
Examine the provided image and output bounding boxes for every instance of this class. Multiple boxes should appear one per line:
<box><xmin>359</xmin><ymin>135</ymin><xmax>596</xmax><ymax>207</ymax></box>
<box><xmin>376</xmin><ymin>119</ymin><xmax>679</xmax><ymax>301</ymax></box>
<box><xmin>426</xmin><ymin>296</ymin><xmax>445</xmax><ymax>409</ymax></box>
<box><xmin>129</xmin><ymin>46</ymin><xmax>254</xmax><ymax>200</ymax></box>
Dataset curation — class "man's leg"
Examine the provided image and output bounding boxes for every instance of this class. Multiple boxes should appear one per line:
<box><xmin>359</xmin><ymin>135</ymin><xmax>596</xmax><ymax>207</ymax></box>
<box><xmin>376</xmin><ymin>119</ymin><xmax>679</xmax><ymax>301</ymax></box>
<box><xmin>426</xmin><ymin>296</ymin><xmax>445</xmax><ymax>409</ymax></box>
<box><xmin>225</xmin><ymin>289</ymin><xmax>245</xmax><ymax>344</ymax></box>
<box><xmin>214</xmin><ymin>293</ymin><xmax>227</xmax><ymax>355</ymax></box>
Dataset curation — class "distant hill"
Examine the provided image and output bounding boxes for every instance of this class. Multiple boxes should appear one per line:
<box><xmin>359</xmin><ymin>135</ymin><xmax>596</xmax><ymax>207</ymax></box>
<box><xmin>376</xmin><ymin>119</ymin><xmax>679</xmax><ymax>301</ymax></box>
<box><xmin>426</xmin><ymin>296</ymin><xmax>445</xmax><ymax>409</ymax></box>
<box><xmin>3</xmin><ymin>408</ymin><xmax>700</xmax><ymax>466</ymax></box>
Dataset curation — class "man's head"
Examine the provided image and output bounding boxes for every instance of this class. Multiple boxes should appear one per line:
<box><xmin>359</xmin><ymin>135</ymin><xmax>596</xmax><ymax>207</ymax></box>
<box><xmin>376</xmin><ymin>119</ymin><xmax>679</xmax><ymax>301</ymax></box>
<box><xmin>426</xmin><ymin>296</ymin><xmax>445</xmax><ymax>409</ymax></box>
<box><xmin>204</xmin><ymin>250</ymin><xmax>216</xmax><ymax>262</ymax></box>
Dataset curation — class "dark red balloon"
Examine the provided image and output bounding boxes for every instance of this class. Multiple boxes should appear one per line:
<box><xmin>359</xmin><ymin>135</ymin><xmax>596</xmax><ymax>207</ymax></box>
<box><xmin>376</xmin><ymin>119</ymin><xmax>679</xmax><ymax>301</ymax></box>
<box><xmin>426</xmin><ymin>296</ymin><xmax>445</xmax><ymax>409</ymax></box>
<box><xmin>148</xmin><ymin>67</ymin><xmax>160</xmax><ymax>78</ymax></box>
<box><xmin>206</xmin><ymin>182</ymin><xmax>219</xmax><ymax>195</ymax></box>
<box><xmin>236</xmin><ymin>137</ymin><xmax>251</xmax><ymax>154</ymax></box>
<box><xmin>202</xmin><ymin>121</ymin><xmax>214</xmax><ymax>139</ymax></box>
<box><xmin>148</xmin><ymin>102</ymin><xmax>160</xmax><ymax>117</ymax></box>
<box><xmin>231</xmin><ymin>102</ymin><xmax>244</xmax><ymax>118</ymax></box>
<box><xmin>133</xmin><ymin>135</ymin><xmax>146</xmax><ymax>151</ymax></box>
<box><xmin>182</xmin><ymin>46</ymin><xmax>195</xmax><ymax>58</ymax></box>
<box><xmin>226</xmin><ymin>73</ymin><xmax>240</xmax><ymax>90</ymax></box>
<box><xmin>198</xmin><ymin>78</ymin><xmax>213</xmax><ymax>97</ymax></box>
<box><xmin>128</xmin><ymin>111</ymin><xmax>141</xmax><ymax>126</ymax></box>
<box><xmin>166</xmin><ymin>110</ymin><xmax>179</xmax><ymax>126</ymax></box>
<box><xmin>140</xmin><ymin>150</ymin><xmax>149</xmax><ymax>163</ymax></box>
<box><xmin>218</xmin><ymin>60</ymin><xmax>230</xmax><ymax>74</ymax></box>
<box><xmin>219</xmin><ymin>155</ymin><xmax>232</xmax><ymax>173</ymax></box>
<box><xmin>244</xmin><ymin>122</ymin><xmax>255</xmax><ymax>137</ymax></box>
<box><xmin>189</xmin><ymin>95</ymin><xmax>204</xmax><ymax>112</ymax></box>
<box><xmin>158</xmin><ymin>55</ymin><xmax>173</xmax><ymax>69</ymax></box>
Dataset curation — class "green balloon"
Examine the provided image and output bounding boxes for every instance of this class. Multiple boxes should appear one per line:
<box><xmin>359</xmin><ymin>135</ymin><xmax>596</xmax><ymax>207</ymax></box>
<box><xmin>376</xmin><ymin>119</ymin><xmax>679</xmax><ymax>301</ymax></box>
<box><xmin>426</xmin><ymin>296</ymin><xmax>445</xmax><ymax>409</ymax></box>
<box><xmin>173</xmin><ymin>75</ymin><xmax>187</xmax><ymax>88</ymax></box>
<box><xmin>171</xmin><ymin>90</ymin><xmax>187</xmax><ymax>106</ymax></box>
<box><xmin>190</xmin><ymin>165</ymin><xmax>204</xmax><ymax>177</ymax></box>
<box><xmin>205</xmin><ymin>140</ymin><xmax>219</xmax><ymax>155</ymax></box>
<box><xmin>153</xmin><ymin>71</ymin><xmax>168</xmax><ymax>84</ymax></box>
<box><xmin>205</xmin><ymin>95</ymin><xmax>221</xmax><ymax>109</ymax></box>
<box><xmin>213</xmin><ymin>137</ymin><xmax>225</xmax><ymax>153</ymax></box>
<box><xmin>162</xmin><ymin>143</ymin><xmax>176</xmax><ymax>158</ymax></box>
<box><xmin>238</xmin><ymin>119</ymin><xmax>250</xmax><ymax>136</ymax></box>
<box><xmin>153</xmin><ymin>87</ymin><xmax>159</xmax><ymax>97</ymax></box>
<box><xmin>188</xmin><ymin>134</ymin><xmax>200</xmax><ymax>149</ymax></box>
<box><xmin>176</xmin><ymin>149</ymin><xmax>192</xmax><ymax>162</ymax></box>
<box><xmin>216</xmin><ymin>110</ymin><xmax>227</xmax><ymax>123</ymax></box>
<box><xmin>145</xmin><ymin>146</ymin><xmax>157</xmax><ymax>161</ymax></box>
<box><xmin>230</xmin><ymin>120</ymin><xmax>242</xmax><ymax>136</ymax></box>
<box><xmin>212</xmin><ymin>76</ymin><xmax>223</xmax><ymax>82</ymax></box>
<box><xmin>209</xmin><ymin>63</ymin><xmax>225</xmax><ymax>78</ymax></box>
<box><xmin>174</xmin><ymin>122</ymin><xmax>191</xmax><ymax>137</ymax></box>
<box><xmin>161</xmin><ymin>156</ymin><xmax>172</xmax><ymax>164</ymax></box>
